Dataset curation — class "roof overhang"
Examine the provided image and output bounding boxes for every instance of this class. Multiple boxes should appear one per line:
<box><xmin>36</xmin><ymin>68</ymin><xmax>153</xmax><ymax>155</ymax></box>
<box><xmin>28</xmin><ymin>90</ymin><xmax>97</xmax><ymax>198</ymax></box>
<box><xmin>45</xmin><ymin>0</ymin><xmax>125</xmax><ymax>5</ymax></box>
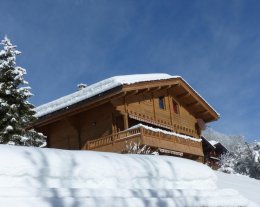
<box><xmin>121</xmin><ymin>77</ymin><xmax>219</xmax><ymax>123</ymax></box>
<box><xmin>33</xmin><ymin>85</ymin><xmax>124</xmax><ymax>127</ymax></box>
<box><xmin>33</xmin><ymin>76</ymin><xmax>219</xmax><ymax>128</ymax></box>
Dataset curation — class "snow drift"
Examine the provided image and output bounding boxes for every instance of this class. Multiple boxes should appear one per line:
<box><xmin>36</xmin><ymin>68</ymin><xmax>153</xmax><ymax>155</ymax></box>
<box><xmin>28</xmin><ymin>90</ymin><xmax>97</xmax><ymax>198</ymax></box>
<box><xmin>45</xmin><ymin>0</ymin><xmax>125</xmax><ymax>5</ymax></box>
<box><xmin>0</xmin><ymin>145</ymin><xmax>254</xmax><ymax>207</ymax></box>
<box><xmin>0</xmin><ymin>145</ymin><xmax>215</xmax><ymax>189</ymax></box>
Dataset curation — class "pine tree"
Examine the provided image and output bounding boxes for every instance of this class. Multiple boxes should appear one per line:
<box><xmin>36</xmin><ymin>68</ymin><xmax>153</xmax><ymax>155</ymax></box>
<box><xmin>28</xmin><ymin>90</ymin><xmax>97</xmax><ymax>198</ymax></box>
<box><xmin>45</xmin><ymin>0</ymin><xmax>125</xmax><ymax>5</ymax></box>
<box><xmin>0</xmin><ymin>36</ymin><xmax>45</xmax><ymax>146</ymax></box>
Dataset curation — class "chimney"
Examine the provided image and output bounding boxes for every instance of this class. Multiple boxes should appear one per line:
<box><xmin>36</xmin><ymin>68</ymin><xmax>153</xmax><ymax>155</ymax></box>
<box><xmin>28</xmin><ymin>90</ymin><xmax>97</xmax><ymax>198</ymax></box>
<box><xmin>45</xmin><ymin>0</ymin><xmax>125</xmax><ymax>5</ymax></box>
<box><xmin>77</xmin><ymin>83</ymin><xmax>87</xmax><ymax>90</ymax></box>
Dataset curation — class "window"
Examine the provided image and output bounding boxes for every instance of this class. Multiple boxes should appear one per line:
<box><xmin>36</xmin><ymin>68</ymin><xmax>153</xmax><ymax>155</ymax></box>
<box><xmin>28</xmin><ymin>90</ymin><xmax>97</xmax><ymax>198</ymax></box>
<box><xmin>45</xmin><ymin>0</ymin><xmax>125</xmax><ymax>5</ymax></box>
<box><xmin>159</xmin><ymin>96</ymin><xmax>165</xmax><ymax>109</ymax></box>
<box><xmin>172</xmin><ymin>100</ymin><xmax>179</xmax><ymax>114</ymax></box>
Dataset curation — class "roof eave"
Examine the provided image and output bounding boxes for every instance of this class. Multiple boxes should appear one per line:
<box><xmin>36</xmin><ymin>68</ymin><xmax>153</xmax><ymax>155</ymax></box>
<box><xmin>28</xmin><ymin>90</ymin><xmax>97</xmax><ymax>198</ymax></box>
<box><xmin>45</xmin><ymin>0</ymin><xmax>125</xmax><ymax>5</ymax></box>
<box><xmin>175</xmin><ymin>77</ymin><xmax>220</xmax><ymax>123</ymax></box>
<box><xmin>34</xmin><ymin>76</ymin><xmax>219</xmax><ymax>127</ymax></box>
<box><xmin>34</xmin><ymin>85</ymin><xmax>124</xmax><ymax>127</ymax></box>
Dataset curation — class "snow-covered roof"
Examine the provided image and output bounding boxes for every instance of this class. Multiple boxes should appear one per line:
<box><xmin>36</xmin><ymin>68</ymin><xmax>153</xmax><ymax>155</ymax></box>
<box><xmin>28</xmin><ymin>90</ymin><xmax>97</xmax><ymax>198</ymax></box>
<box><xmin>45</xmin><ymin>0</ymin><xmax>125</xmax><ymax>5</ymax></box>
<box><xmin>208</xmin><ymin>140</ymin><xmax>219</xmax><ymax>146</ymax></box>
<box><xmin>35</xmin><ymin>73</ymin><xmax>219</xmax><ymax>118</ymax></box>
<box><xmin>36</xmin><ymin>74</ymin><xmax>176</xmax><ymax>117</ymax></box>
<box><xmin>208</xmin><ymin>140</ymin><xmax>228</xmax><ymax>152</ymax></box>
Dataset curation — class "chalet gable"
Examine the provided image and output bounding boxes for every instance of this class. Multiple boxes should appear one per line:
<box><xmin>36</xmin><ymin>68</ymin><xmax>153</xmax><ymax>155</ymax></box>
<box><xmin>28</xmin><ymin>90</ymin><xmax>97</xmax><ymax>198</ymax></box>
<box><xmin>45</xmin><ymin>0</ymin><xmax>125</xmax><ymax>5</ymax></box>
<box><xmin>121</xmin><ymin>77</ymin><xmax>219</xmax><ymax>123</ymax></box>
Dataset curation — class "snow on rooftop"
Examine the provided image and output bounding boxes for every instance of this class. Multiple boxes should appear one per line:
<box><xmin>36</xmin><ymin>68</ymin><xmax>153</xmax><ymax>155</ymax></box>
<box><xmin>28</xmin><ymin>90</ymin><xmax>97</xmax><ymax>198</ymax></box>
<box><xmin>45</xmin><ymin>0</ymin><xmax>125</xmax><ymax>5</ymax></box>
<box><xmin>36</xmin><ymin>73</ymin><xmax>176</xmax><ymax>117</ymax></box>
<box><xmin>209</xmin><ymin>140</ymin><xmax>220</xmax><ymax>146</ymax></box>
<box><xmin>35</xmin><ymin>73</ymin><xmax>219</xmax><ymax>118</ymax></box>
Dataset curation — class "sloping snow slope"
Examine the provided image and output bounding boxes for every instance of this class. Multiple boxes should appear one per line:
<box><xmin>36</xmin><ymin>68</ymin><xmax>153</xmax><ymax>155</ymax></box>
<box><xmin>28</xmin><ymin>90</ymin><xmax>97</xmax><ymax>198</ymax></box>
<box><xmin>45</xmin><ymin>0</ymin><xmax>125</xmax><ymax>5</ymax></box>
<box><xmin>0</xmin><ymin>145</ymin><xmax>255</xmax><ymax>207</ymax></box>
<box><xmin>216</xmin><ymin>171</ymin><xmax>260</xmax><ymax>205</ymax></box>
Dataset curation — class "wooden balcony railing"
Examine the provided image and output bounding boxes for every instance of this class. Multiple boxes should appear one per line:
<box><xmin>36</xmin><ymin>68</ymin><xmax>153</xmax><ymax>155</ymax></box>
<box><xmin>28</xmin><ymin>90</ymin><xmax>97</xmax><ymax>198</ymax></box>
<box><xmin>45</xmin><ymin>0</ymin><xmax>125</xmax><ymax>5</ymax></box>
<box><xmin>83</xmin><ymin>127</ymin><xmax>141</xmax><ymax>150</ymax></box>
<box><xmin>83</xmin><ymin>126</ymin><xmax>201</xmax><ymax>150</ymax></box>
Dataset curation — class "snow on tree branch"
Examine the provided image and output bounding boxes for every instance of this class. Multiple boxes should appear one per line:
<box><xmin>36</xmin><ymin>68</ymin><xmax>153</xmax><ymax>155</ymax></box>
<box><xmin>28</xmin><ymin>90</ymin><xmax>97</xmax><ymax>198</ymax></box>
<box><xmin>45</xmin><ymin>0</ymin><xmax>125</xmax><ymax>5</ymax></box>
<box><xmin>0</xmin><ymin>36</ymin><xmax>45</xmax><ymax>146</ymax></box>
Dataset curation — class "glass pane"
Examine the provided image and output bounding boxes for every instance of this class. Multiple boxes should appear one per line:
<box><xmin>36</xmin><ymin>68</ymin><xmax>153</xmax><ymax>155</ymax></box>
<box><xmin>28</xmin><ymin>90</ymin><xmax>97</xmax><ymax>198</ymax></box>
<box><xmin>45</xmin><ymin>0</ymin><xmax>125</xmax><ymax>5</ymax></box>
<box><xmin>159</xmin><ymin>96</ymin><xmax>165</xmax><ymax>109</ymax></box>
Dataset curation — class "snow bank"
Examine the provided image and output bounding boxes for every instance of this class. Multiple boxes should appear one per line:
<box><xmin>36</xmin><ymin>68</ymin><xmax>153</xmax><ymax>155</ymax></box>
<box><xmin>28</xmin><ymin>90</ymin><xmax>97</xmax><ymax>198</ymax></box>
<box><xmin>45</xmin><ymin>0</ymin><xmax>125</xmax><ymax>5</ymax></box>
<box><xmin>0</xmin><ymin>188</ymin><xmax>251</xmax><ymax>207</ymax></box>
<box><xmin>0</xmin><ymin>145</ymin><xmax>214</xmax><ymax>189</ymax></box>
<box><xmin>0</xmin><ymin>145</ymin><xmax>253</xmax><ymax>206</ymax></box>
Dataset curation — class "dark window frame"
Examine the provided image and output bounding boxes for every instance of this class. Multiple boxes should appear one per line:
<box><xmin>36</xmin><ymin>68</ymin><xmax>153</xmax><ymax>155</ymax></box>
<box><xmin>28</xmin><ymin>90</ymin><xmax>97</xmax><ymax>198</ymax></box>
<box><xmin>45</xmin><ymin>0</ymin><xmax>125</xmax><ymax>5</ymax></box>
<box><xmin>159</xmin><ymin>96</ymin><xmax>166</xmax><ymax>110</ymax></box>
<box><xmin>172</xmin><ymin>99</ymin><xmax>179</xmax><ymax>114</ymax></box>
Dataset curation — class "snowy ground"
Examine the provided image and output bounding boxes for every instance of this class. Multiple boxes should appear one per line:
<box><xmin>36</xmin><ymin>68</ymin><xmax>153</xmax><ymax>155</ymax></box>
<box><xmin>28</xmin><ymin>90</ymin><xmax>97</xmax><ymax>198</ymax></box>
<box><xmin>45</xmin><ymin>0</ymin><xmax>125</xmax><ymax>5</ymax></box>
<box><xmin>216</xmin><ymin>171</ymin><xmax>260</xmax><ymax>205</ymax></box>
<box><xmin>0</xmin><ymin>145</ymin><xmax>258</xmax><ymax>207</ymax></box>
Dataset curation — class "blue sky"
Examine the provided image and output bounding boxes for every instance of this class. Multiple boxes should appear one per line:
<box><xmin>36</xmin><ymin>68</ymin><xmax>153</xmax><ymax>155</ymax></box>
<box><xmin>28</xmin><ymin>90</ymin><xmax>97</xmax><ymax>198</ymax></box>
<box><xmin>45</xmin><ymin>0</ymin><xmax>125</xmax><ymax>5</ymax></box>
<box><xmin>0</xmin><ymin>0</ymin><xmax>259</xmax><ymax>141</ymax></box>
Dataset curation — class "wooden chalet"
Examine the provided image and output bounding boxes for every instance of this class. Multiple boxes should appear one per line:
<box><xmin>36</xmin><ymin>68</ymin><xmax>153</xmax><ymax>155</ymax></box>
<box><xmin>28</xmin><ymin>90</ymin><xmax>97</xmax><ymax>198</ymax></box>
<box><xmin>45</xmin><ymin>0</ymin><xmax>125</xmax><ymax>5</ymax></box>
<box><xmin>33</xmin><ymin>74</ymin><xmax>219</xmax><ymax>162</ymax></box>
<box><xmin>202</xmin><ymin>137</ymin><xmax>228</xmax><ymax>169</ymax></box>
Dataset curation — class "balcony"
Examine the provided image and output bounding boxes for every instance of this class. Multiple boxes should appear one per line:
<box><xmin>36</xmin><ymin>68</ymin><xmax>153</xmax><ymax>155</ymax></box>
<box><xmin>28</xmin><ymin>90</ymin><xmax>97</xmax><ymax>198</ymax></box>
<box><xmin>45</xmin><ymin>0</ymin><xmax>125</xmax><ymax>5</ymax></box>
<box><xmin>83</xmin><ymin>124</ymin><xmax>204</xmax><ymax>158</ymax></box>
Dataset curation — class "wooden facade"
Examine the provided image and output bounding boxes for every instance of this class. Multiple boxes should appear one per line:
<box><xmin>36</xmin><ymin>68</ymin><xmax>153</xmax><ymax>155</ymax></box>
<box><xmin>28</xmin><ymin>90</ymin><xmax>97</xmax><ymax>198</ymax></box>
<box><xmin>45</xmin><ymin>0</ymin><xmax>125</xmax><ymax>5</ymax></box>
<box><xmin>202</xmin><ymin>137</ymin><xmax>228</xmax><ymax>169</ymax></box>
<box><xmin>34</xmin><ymin>76</ymin><xmax>219</xmax><ymax>162</ymax></box>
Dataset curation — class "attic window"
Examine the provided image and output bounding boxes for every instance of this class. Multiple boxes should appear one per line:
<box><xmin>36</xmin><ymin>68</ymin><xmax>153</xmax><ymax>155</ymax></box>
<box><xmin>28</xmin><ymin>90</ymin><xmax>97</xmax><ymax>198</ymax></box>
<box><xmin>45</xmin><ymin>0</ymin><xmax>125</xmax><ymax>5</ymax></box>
<box><xmin>159</xmin><ymin>96</ymin><xmax>165</xmax><ymax>109</ymax></box>
<box><xmin>172</xmin><ymin>100</ymin><xmax>179</xmax><ymax>114</ymax></box>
